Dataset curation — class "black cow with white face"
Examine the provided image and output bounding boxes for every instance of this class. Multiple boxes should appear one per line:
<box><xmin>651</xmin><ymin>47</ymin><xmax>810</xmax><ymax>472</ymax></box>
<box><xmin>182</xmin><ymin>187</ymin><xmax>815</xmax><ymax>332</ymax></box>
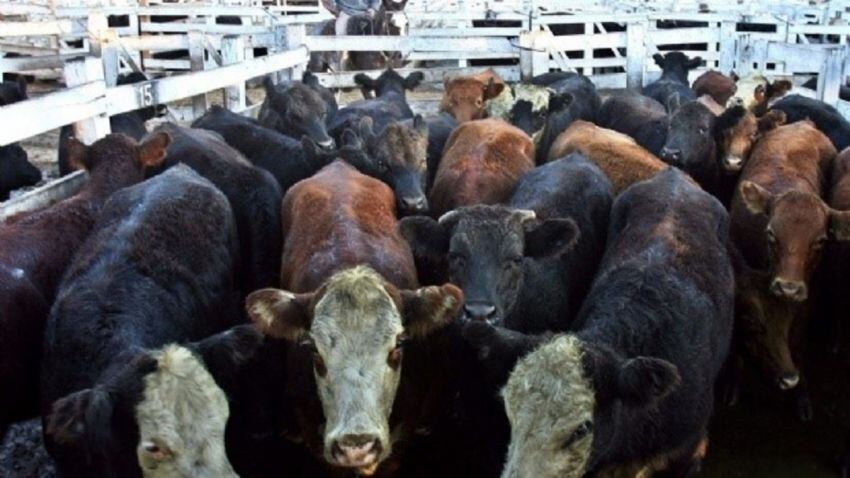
<box><xmin>465</xmin><ymin>168</ymin><xmax>734</xmax><ymax>477</ymax></box>
<box><xmin>41</xmin><ymin>165</ymin><xmax>263</xmax><ymax>478</ymax></box>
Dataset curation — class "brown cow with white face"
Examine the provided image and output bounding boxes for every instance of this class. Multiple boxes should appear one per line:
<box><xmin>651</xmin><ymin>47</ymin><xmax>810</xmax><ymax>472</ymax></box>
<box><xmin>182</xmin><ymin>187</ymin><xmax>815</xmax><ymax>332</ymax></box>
<box><xmin>440</xmin><ymin>70</ymin><xmax>506</xmax><ymax>123</ymax></box>
<box><xmin>245</xmin><ymin>160</ymin><xmax>461</xmax><ymax>476</ymax></box>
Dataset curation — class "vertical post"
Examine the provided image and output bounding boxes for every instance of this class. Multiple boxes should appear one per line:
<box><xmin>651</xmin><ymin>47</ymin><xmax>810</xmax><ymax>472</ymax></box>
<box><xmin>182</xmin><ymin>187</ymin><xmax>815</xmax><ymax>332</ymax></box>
<box><xmin>273</xmin><ymin>25</ymin><xmax>289</xmax><ymax>83</ymax></box>
<box><xmin>139</xmin><ymin>0</ymin><xmax>152</xmax><ymax>69</ymax></box>
<box><xmin>285</xmin><ymin>23</ymin><xmax>306</xmax><ymax>80</ymax></box>
<box><xmin>736</xmin><ymin>34</ymin><xmax>754</xmax><ymax>77</ymax></box>
<box><xmin>719</xmin><ymin>20</ymin><xmax>736</xmax><ymax>74</ymax></box>
<box><xmin>457</xmin><ymin>0</ymin><xmax>469</xmax><ymax>68</ymax></box>
<box><xmin>101</xmin><ymin>30</ymin><xmax>121</xmax><ymax>87</ymax></box>
<box><xmin>63</xmin><ymin>57</ymin><xmax>111</xmax><ymax>144</ymax></box>
<box><xmin>188</xmin><ymin>31</ymin><xmax>208</xmax><ymax>119</ymax></box>
<box><xmin>818</xmin><ymin>47</ymin><xmax>844</xmax><ymax>106</ymax></box>
<box><xmin>583</xmin><ymin>22</ymin><xmax>593</xmax><ymax>77</ymax></box>
<box><xmin>530</xmin><ymin>30</ymin><xmax>549</xmax><ymax>78</ymax></box>
<box><xmin>519</xmin><ymin>30</ymin><xmax>534</xmax><ymax>81</ymax></box>
<box><xmin>87</xmin><ymin>13</ymin><xmax>109</xmax><ymax>58</ymax></box>
<box><xmin>222</xmin><ymin>35</ymin><xmax>247</xmax><ymax>111</ymax></box>
<box><xmin>626</xmin><ymin>20</ymin><xmax>646</xmax><ymax>90</ymax></box>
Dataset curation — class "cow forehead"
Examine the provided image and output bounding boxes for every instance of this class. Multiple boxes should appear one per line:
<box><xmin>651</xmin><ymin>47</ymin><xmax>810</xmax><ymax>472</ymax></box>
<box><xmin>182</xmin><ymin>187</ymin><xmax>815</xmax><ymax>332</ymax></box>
<box><xmin>504</xmin><ymin>335</ymin><xmax>595</xmax><ymax>427</ymax></box>
<box><xmin>310</xmin><ymin>268</ymin><xmax>403</xmax><ymax>348</ymax></box>
<box><xmin>771</xmin><ymin>194</ymin><xmax>828</xmax><ymax>231</ymax></box>
<box><xmin>136</xmin><ymin>345</ymin><xmax>230</xmax><ymax>450</ymax></box>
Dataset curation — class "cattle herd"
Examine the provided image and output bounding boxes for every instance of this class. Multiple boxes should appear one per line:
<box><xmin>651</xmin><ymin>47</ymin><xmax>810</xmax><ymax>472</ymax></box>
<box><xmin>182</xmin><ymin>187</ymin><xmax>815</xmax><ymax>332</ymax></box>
<box><xmin>1</xmin><ymin>50</ymin><xmax>850</xmax><ymax>477</ymax></box>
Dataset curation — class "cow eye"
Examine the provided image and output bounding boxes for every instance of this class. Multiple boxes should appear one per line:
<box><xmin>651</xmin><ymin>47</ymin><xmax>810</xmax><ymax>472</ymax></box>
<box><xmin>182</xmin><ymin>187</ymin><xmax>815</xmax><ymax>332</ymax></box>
<box><xmin>562</xmin><ymin>420</ymin><xmax>593</xmax><ymax>449</ymax></box>
<box><xmin>814</xmin><ymin>236</ymin><xmax>828</xmax><ymax>249</ymax></box>
<box><xmin>313</xmin><ymin>352</ymin><xmax>327</xmax><ymax>377</ymax></box>
<box><xmin>395</xmin><ymin>333</ymin><xmax>409</xmax><ymax>349</ymax></box>
<box><xmin>766</xmin><ymin>228</ymin><xmax>777</xmax><ymax>244</ymax></box>
<box><xmin>475</xmin><ymin>98</ymin><xmax>483</xmax><ymax>107</ymax></box>
<box><xmin>699</xmin><ymin>127</ymin><xmax>708</xmax><ymax>135</ymax></box>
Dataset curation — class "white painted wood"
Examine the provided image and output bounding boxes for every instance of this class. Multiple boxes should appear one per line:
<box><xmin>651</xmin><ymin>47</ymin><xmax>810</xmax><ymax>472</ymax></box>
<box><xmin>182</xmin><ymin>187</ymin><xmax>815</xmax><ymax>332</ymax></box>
<box><xmin>519</xmin><ymin>30</ymin><xmax>534</xmax><ymax>81</ymax></box>
<box><xmin>304</xmin><ymin>35</ymin><xmax>516</xmax><ymax>53</ymax></box>
<box><xmin>63</xmin><ymin>57</ymin><xmax>111</xmax><ymax>145</ymax></box>
<box><xmin>548</xmin><ymin>32</ymin><xmax>626</xmax><ymax>51</ymax></box>
<box><xmin>285</xmin><ymin>23</ymin><xmax>306</xmax><ymax>79</ymax></box>
<box><xmin>719</xmin><ymin>20</ymin><xmax>736</xmax><ymax>73</ymax></box>
<box><xmin>0</xmin><ymin>171</ymin><xmax>88</xmax><ymax>221</ymax></box>
<box><xmin>626</xmin><ymin>20</ymin><xmax>646</xmax><ymax>90</ymax></box>
<box><xmin>188</xmin><ymin>31</ymin><xmax>209</xmax><ymax>120</ymax></box>
<box><xmin>0</xmin><ymin>20</ymin><xmax>83</xmax><ymax>38</ymax></box>
<box><xmin>0</xmin><ymin>53</ymin><xmax>81</xmax><ymax>72</ymax></box>
<box><xmin>818</xmin><ymin>47</ymin><xmax>845</xmax><ymax>105</ymax></box>
<box><xmin>315</xmin><ymin>65</ymin><xmax>519</xmax><ymax>88</ymax></box>
<box><xmin>222</xmin><ymin>35</ymin><xmax>247</xmax><ymax>111</ymax></box>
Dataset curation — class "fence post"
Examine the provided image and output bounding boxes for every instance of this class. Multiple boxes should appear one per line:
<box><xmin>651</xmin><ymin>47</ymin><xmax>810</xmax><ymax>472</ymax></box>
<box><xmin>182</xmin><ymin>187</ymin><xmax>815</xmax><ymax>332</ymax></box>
<box><xmin>735</xmin><ymin>34</ymin><xmax>754</xmax><ymax>77</ymax></box>
<box><xmin>222</xmin><ymin>35</ymin><xmax>247</xmax><ymax>111</ymax></box>
<box><xmin>63</xmin><ymin>57</ymin><xmax>111</xmax><ymax>144</ymax></box>
<box><xmin>719</xmin><ymin>20</ymin><xmax>736</xmax><ymax>74</ymax></box>
<box><xmin>285</xmin><ymin>23</ymin><xmax>306</xmax><ymax>80</ymax></box>
<box><xmin>188</xmin><ymin>30</ymin><xmax>208</xmax><ymax>120</ymax></box>
<box><xmin>626</xmin><ymin>20</ymin><xmax>646</xmax><ymax>90</ymax></box>
<box><xmin>519</xmin><ymin>30</ymin><xmax>534</xmax><ymax>81</ymax></box>
<box><xmin>818</xmin><ymin>47</ymin><xmax>844</xmax><ymax>106</ymax></box>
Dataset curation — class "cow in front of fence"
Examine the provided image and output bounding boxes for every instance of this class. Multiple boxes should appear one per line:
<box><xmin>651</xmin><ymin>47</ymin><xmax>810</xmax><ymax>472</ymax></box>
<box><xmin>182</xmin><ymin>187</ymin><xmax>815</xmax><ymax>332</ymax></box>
<box><xmin>0</xmin><ymin>77</ymin><xmax>27</xmax><ymax>106</ymax></box>
<box><xmin>329</xmin><ymin>68</ymin><xmax>424</xmax><ymax>138</ymax></box>
<box><xmin>0</xmin><ymin>144</ymin><xmax>41</xmax><ymax>202</ymax></box>
<box><xmin>597</xmin><ymin>92</ymin><xmax>668</xmax><ymax>157</ymax></box>
<box><xmin>41</xmin><ymin>164</ymin><xmax>261</xmax><ymax>478</ymax></box>
<box><xmin>643</xmin><ymin>52</ymin><xmax>700</xmax><ymax>113</ymax></box>
<box><xmin>770</xmin><ymin>94</ymin><xmax>850</xmax><ymax>152</ymax></box>
<box><xmin>259</xmin><ymin>76</ymin><xmax>336</xmax><ymax>150</ymax></box>
<box><xmin>245</xmin><ymin>159</ymin><xmax>462</xmax><ymax>477</ymax></box>
<box><xmin>533</xmin><ymin>72</ymin><xmax>600</xmax><ymax>164</ymax></box>
<box><xmin>692</xmin><ymin>70</ymin><xmax>738</xmax><ymax>107</ymax></box>
<box><xmin>0</xmin><ymin>133</ymin><xmax>169</xmax><ymax>438</ymax></box>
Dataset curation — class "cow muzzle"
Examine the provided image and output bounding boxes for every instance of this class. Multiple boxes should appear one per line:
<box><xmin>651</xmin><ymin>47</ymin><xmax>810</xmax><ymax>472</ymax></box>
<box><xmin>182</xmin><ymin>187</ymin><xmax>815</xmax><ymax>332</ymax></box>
<box><xmin>462</xmin><ymin>301</ymin><xmax>499</xmax><ymax>325</ymax></box>
<box><xmin>770</xmin><ymin>278</ymin><xmax>807</xmax><ymax>302</ymax></box>
<box><xmin>331</xmin><ymin>434</ymin><xmax>383</xmax><ymax>473</ymax></box>
<box><xmin>723</xmin><ymin>155</ymin><xmax>744</xmax><ymax>172</ymax></box>
<box><xmin>778</xmin><ymin>372</ymin><xmax>800</xmax><ymax>390</ymax></box>
<box><xmin>398</xmin><ymin>195</ymin><xmax>429</xmax><ymax>215</ymax></box>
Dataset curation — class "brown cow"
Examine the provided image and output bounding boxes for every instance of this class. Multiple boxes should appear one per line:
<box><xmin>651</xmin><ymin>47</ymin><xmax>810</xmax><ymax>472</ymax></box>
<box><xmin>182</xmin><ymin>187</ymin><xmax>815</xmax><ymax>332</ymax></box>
<box><xmin>429</xmin><ymin>118</ymin><xmax>534</xmax><ymax>217</ymax></box>
<box><xmin>547</xmin><ymin>120</ymin><xmax>668</xmax><ymax>194</ymax></box>
<box><xmin>0</xmin><ymin>132</ymin><xmax>169</xmax><ymax>433</ymax></box>
<box><xmin>246</xmin><ymin>160</ymin><xmax>462</xmax><ymax>477</ymax></box>
<box><xmin>729</xmin><ymin>121</ymin><xmax>847</xmax><ymax>417</ymax></box>
<box><xmin>440</xmin><ymin>69</ymin><xmax>506</xmax><ymax>123</ymax></box>
<box><xmin>692</xmin><ymin>70</ymin><xmax>738</xmax><ymax>106</ymax></box>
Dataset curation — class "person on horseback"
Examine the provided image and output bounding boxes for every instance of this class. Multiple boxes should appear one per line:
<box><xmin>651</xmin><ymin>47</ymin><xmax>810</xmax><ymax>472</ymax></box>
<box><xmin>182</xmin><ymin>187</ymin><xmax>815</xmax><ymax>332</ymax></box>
<box><xmin>322</xmin><ymin>0</ymin><xmax>381</xmax><ymax>35</ymax></box>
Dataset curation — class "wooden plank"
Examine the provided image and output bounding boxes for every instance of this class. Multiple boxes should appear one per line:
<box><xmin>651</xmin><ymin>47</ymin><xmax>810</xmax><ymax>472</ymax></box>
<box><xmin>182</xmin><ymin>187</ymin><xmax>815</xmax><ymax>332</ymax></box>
<box><xmin>222</xmin><ymin>35</ymin><xmax>247</xmax><ymax>111</ymax></box>
<box><xmin>64</xmin><ymin>57</ymin><xmax>111</xmax><ymax>145</ymax></box>
<box><xmin>0</xmin><ymin>171</ymin><xmax>88</xmax><ymax>221</ymax></box>
<box><xmin>0</xmin><ymin>20</ymin><xmax>83</xmax><ymax>38</ymax></box>
<box><xmin>408</xmin><ymin>51</ymin><xmax>519</xmax><ymax>60</ymax></box>
<box><xmin>407</xmin><ymin>28</ymin><xmax>522</xmax><ymax>37</ymax></box>
<box><xmin>140</xmin><ymin>22</ymin><xmax>268</xmax><ymax>35</ymax></box>
<box><xmin>106</xmin><ymin>46</ymin><xmax>308</xmax><ymax>116</ymax></box>
<box><xmin>304</xmin><ymin>34</ymin><xmax>516</xmax><ymax>53</ymax></box>
<box><xmin>314</xmin><ymin>65</ymin><xmax>519</xmax><ymax>88</ymax></box>
<box><xmin>548</xmin><ymin>32</ymin><xmax>626</xmax><ymax>51</ymax></box>
<box><xmin>818</xmin><ymin>47</ymin><xmax>845</xmax><ymax>105</ymax></box>
<box><xmin>119</xmin><ymin>35</ymin><xmax>190</xmax><ymax>51</ymax></box>
<box><xmin>0</xmin><ymin>53</ymin><xmax>83</xmax><ymax>72</ymax></box>
<box><xmin>188</xmin><ymin>31</ymin><xmax>208</xmax><ymax>119</ymax></box>
<box><xmin>626</xmin><ymin>21</ymin><xmax>645</xmax><ymax>90</ymax></box>
<box><xmin>649</xmin><ymin>27</ymin><xmax>718</xmax><ymax>45</ymax></box>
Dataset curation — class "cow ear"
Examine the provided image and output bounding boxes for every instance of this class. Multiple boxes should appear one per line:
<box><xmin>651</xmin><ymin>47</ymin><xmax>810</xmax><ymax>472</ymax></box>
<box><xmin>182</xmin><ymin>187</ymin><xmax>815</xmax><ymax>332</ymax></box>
<box><xmin>358</xmin><ymin>116</ymin><xmax>376</xmax><ymax>144</ymax></box>
<box><xmin>740</xmin><ymin>180</ymin><xmax>773</xmax><ymax>215</ymax></box>
<box><xmin>548</xmin><ymin>92</ymin><xmax>574</xmax><ymax>113</ymax></box>
<box><xmin>412</xmin><ymin>114</ymin><xmax>428</xmax><ymax>134</ymax></box>
<box><xmin>354</xmin><ymin>73</ymin><xmax>377</xmax><ymax>92</ymax></box>
<box><xmin>398</xmin><ymin>215</ymin><xmax>450</xmax><ymax>262</ymax></box>
<box><xmin>686</xmin><ymin>56</ymin><xmax>703</xmax><ymax>69</ymax></box>
<box><xmin>758</xmin><ymin>110</ymin><xmax>786</xmax><ymax>133</ymax></box>
<box><xmin>829</xmin><ymin>209</ymin><xmax>850</xmax><ymax>241</ymax></box>
<box><xmin>66</xmin><ymin>137</ymin><xmax>90</xmax><ymax>171</ymax></box>
<box><xmin>616</xmin><ymin>356</ymin><xmax>681</xmax><ymax>406</ymax></box>
<box><xmin>400</xmin><ymin>283</ymin><xmax>463</xmax><ymax>339</ymax></box>
<box><xmin>653</xmin><ymin>53</ymin><xmax>665</xmax><ymax>67</ymax></box>
<box><xmin>403</xmin><ymin>71</ymin><xmax>425</xmax><ymax>90</ymax></box>
<box><xmin>341</xmin><ymin>128</ymin><xmax>363</xmax><ymax>149</ymax></box>
<box><xmin>524</xmin><ymin>217</ymin><xmax>580</xmax><ymax>258</ymax></box>
<box><xmin>483</xmin><ymin>78</ymin><xmax>505</xmax><ymax>100</ymax></box>
<box><xmin>45</xmin><ymin>387</ymin><xmax>114</xmax><ymax>451</ymax></box>
<box><xmin>245</xmin><ymin>289</ymin><xmax>314</xmax><ymax>341</ymax></box>
<box><xmin>666</xmin><ymin>92</ymin><xmax>682</xmax><ymax>114</ymax></box>
<box><xmin>137</xmin><ymin>131</ymin><xmax>171</xmax><ymax>169</ymax></box>
<box><xmin>730</xmin><ymin>71</ymin><xmax>740</xmax><ymax>82</ymax></box>
<box><xmin>188</xmin><ymin>324</ymin><xmax>264</xmax><ymax>391</ymax></box>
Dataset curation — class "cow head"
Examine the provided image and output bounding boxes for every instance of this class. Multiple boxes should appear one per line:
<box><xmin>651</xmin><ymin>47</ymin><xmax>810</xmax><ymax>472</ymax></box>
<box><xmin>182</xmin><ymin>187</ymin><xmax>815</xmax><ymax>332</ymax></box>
<box><xmin>65</xmin><ymin>132</ymin><xmax>170</xmax><ymax>185</ymax></box>
<box><xmin>302</xmin><ymin>128</ymin><xmax>372</xmax><ymax>175</ymax></box>
<box><xmin>501</xmin><ymin>335</ymin><xmax>680</xmax><ymax>478</ymax></box>
<box><xmin>354</xmin><ymin>68</ymin><xmax>423</xmax><ymax>99</ymax></box>
<box><xmin>714</xmin><ymin>107</ymin><xmax>786</xmax><ymax>172</ymax></box>
<box><xmin>354</xmin><ymin>116</ymin><xmax>429</xmax><ymax>215</ymax></box>
<box><xmin>302</xmin><ymin>71</ymin><xmax>339</xmax><ymax>122</ymax></box>
<box><xmin>399</xmin><ymin>206</ymin><xmax>578</xmax><ymax>326</ymax></box>
<box><xmin>263</xmin><ymin>77</ymin><xmax>334</xmax><ymax>149</ymax></box>
<box><xmin>659</xmin><ymin>101</ymin><xmax>718</xmax><ymax>189</ymax></box>
<box><xmin>441</xmin><ymin>76</ymin><xmax>505</xmax><ymax>123</ymax></box>
<box><xmin>44</xmin><ymin>325</ymin><xmax>262</xmax><ymax>478</ymax></box>
<box><xmin>0</xmin><ymin>76</ymin><xmax>27</xmax><ymax>106</ymax></box>
<box><xmin>0</xmin><ymin>144</ymin><xmax>41</xmax><ymax>201</ymax></box>
<box><xmin>506</xmin><ymin>85</ymin><xmax>552</xmax><ymax>137</ymax></box>
<box><xmin>732</xmin><ymin>74</ymin><xmax>793</xmax><ymax>114</ymax></box>
<box><xmin>740</xmin><ymin>181</ymin><xmax>850</xmax><ymax>301</ymax></box>
<box><xmin>246</xmin><ymin>266</ymin><xmax>461</xmax><ymax>475</ymax></box>
<box><xmin>652</xmin><ymin>52</ymin><xmax>702</xmax><ymax>84</ymax></box>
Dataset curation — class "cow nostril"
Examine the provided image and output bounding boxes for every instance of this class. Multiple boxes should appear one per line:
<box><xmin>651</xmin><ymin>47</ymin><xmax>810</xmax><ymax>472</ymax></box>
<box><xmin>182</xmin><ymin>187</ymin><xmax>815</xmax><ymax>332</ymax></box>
<box><xmin>463</xmin><ymin>302</ymin><xmax>497</xmax><ymax>321</ymax></box>
<box><xmin>400</xmin><ymin>196</ymin><xmax>428</xmax><ymax>212</ymax></box>
<box><xmin>779</xmin><ymin>373</ymin><xmax>800</xmax><ymax>390</ymax></box>
<box><xmin>319</xmin><ymin>139</ymin><xmax>335</xmax><ymax>150</ymax></box>
<box><xmin>661</xmin><ymin>148</ymin><xmax>682</xmax><ymax>161</ymax></box>
<box><xmin>771</xmin><ymin>279</ymin><xmax>806</xmax><ymax>300</ymax></box>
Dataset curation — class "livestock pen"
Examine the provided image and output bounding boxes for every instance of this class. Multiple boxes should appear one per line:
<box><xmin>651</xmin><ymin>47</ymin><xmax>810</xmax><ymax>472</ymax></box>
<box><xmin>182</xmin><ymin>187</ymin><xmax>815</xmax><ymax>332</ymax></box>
<box><xmin>2</xmin><ymin>0</ymin><xmax>850</xmax><ymax>476</ymax></box>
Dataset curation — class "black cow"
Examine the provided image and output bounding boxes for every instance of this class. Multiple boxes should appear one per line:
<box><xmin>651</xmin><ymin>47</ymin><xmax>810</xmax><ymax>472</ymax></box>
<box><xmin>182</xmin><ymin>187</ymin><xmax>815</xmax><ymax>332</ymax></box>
<box><xmin>400</xmin><ymin>153</ymin><xmax>612</xmax><ymax>332</ymax></box>
<box><xmin>258</xmin><ymin>75</ymin><xmax>335</xmax><ymax>148</ymax></box>
<box><xmin>0</xmin><ymin>144</ymin><xmax>41</xmax><ymax>201</ymax></box>
<box><xmin>659</xmin><ymin>101</ymin><xmax>720</xmax><ymax>194</ymax></box>
<box><xmin>302</xmin><ymin>70</ymin><xmax>338</xmax><ymax>122</ymax></box>
<box><xmin>643</xmin><ymin>52</ymin><xmax>701</xmax><ymax>112</ymax></box>
<box><xmin>0</xmin><ymin>77</ymin><xmax>27</xmax><ymax>106</ymax></box>
<box><xmin>328</xmin><ymin>68</ymin><xmax>424</xmax><ymax>138</ymax></box>
<box><xmin>533</xmin><ymin>72</ymin><xmax>600</xmax><ymax>164</ymax></box>
<box><xmin>193</xmin><ymin>105</ymin><xmax>355</xmax><ymax>193</ymax></box>
<box><xmin>464</xmin><ymin>168</ymin><xmax>733</xmax><ymax>477</ymax></box>
<box><xmin>402</xmin><ymin>112</ymin><xmax>457</xmax><ymax>193</ymax></box>
<box><xmin>153</xmin><ymin>124</ymin><xmax>282</xmax><ymax>294</ymax></box>
<box><xmin>58</xmin><ymin>72</ymin><xmax>165</xmax><ymax>176</ymax></box>
<box><xmin>597</xmin><ymin>93</ymin><xmax>668</xmax><ymax>156</ymax></box>
<box><xmin>0</xmin><ymin>419</ymin><xmax>56</xmax><ymax>476</ymax></box>
<box><xmin>41</xmin><ymin>164</ymin><xmax>261</xmax><ymax>477</ymax></box>
<box><xmin>770</xmin><ymin>94</ymin><xmax>850</xmax><ymax>151</ymax></box>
